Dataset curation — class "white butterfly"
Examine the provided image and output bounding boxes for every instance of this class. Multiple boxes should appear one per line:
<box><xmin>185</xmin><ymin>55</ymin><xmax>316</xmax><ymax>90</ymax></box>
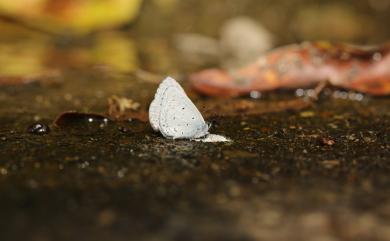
<box><xmin>149</xmin><ymin>77</ymin><xmax>230</xmax><ymax>142</ymax></box>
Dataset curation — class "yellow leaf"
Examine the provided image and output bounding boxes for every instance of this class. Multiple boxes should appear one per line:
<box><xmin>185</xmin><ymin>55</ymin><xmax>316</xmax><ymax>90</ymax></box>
<box><xmin>0</xmin><ymin>0</ymin><xmax>143</xmax><ymax>35</ymax></box>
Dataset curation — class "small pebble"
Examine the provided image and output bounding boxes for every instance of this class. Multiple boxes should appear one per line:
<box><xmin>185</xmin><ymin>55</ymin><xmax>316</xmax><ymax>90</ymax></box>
<box><xmin>118</xmin><ymin>126</ymin><xmax>130</xmax><ymax>133</ymax></box>
<box><xmin>295</xmin><ymin>88</ymin><xmax>305</xmax><ymax>97</ymax></box>
<box><xmin>27</xmin><ymin>123</ymin><xmax>50</xmax><ymax>135</ymax></box>
<box><xmin>249</xmin><ymin>91</ymin><xmax>262</xmax><ymax>99</ymax></box>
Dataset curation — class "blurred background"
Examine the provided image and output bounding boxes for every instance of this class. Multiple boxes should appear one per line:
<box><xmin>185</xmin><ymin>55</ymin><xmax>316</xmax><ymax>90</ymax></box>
<box><xmin>0</xmin><ymin>0</ymin><xmax>390</xmax><ymax>78</ymax></box>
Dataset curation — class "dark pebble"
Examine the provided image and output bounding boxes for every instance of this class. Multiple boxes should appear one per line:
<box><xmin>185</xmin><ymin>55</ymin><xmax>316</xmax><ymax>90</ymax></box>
<box><xmin>27</xmin><ymin>123</ymin><xmax>50</xmax><ymax>135</ymax></box>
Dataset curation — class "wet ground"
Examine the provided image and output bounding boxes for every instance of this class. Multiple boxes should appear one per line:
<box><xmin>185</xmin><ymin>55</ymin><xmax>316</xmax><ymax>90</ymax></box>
<box><xmin>1</xmin><ymin>63</ymin><xmax>389</xmax><ymax>241</ymax></box>
<box><xmin>1</xmin><ymin>1</ymin><xmax>390</xmax><ymax>240</ymax></box>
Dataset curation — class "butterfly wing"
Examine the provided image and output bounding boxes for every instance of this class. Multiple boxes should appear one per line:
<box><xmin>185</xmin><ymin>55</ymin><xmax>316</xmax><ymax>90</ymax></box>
<box><xmin>159</xmin><ymin>86</ymin><xmax>208</xmax><ymax>139</ymax></box>
<box><xmin>149</xmin><ymin>77</ymin><xmax>185</xmax><ymax>131</ymax></box>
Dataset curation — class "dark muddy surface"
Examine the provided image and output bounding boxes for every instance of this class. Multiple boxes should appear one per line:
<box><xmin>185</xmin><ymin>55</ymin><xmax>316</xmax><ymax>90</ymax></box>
<box><xmin>1</xmin><ymin>1</ymin><xmax>390</xmax><ymax>240</ymax></box>
<box><xmin>0</xmin><ymin>66</ymin><xmax>389</xmax><ymax>241</ymax></box>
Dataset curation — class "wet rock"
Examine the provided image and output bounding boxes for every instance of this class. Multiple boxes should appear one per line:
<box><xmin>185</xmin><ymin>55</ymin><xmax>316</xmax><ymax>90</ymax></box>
<box><xmin>53</xmin><ymin>111</ymin><xmax>111</xmax><ymax>127</ymax></box>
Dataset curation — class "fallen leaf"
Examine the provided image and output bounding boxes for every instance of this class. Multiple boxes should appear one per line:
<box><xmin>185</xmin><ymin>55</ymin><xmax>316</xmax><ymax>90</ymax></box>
<box><xmin>107</xmin><ymin>96</ymin><xmax>148</xmax><ymax>122</ymax></box>
<box><xmin>190</xmin><ymin>41</ymin><xmax>390</xmax><ymax>97</ymax></box>
<box><xmin>0</xmin><ymin>0</ymin><xmax>144</xmax><ymax>35</ymax></box>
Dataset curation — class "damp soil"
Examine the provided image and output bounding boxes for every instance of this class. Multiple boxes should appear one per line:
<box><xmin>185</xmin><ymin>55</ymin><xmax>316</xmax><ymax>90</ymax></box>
<box><xmin>0</xmin><ymin>66</ymin><xmax>389</xmax><ymax>241</ymax></box>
